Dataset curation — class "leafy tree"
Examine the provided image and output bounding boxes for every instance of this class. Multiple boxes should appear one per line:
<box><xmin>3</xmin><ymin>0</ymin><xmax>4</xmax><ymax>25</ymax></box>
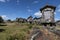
<box><xmin>0</xmin><ymin>16</ymin><xmax>4</xmax><ymax>23</ymax></box>
<box><xmin>7</xmin><ymin>19</ymin><xmax>11</xmax><ymax>22</ymax></box>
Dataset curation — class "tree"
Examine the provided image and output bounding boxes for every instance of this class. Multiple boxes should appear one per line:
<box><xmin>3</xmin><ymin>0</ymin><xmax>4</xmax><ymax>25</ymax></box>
<box><xmin>7</xmin><ymin>19</ymin><xmax>11</xmax><ymax>22</ymax></box>
<box><xmin>0</xmin><ymin>16</ymin><xmax>4</xmax><ymax>23</ymax></box>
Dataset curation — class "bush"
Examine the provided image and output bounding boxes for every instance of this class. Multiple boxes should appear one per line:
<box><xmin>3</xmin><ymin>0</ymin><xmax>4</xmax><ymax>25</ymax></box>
<box><xmin>29</xmin><ymin>25</ymin><xmax>32</xmax><ymax>29</ymax></box>
<box><xmin>0</xmin><ymin>29</ymin><xmax>5</xmax><ymax>32</ymax></box>
<box><xmin>0</xmin><ymin>16</ymin><xmax>4</xmax><ymax>23</ymax></box>
<box><xmin>0</xmin><ymin>23</ymin><xmax>7</xmax><ymax>26</ymax></box>
<box><xmin>7</xmin><ymin>31</ymin><xmax>27</xmax><ymax>40</ymax></box>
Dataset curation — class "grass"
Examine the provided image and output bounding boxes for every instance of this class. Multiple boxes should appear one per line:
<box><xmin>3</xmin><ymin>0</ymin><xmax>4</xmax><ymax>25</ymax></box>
<box><xmin>0</xmin><ymin>22</ymin><xmax>40</xmax><ymax>40</ymax></box>
<box><xmin>0</xmin><ymin>22</ymin><xmax>60</xmax><ymax>40</ymax></box>
<box><xmin>55</xmin><ymin>25</ymin><xmax>60</xmax><ymax>30</ymax></box>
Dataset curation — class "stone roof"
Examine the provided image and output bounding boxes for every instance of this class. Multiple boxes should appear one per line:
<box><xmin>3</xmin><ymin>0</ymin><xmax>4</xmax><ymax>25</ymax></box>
<box><xmin>40</xmin><ymin>5</ymin><xmax>56</xmax><ymax>12</ymax></box>
<box><xmin>56</xmin><ymin>20</ymin><xmax>60</xmax><ymax>22</ymax></box>
<box><xmin>27</xmin><ymin>16</ymin><xmax>33</xmax><ymax>19</ymax></box>
<box><xmin>33</xmin><ymin>17</ymin><xmax>42</xmax><ymax>20</ymax></box>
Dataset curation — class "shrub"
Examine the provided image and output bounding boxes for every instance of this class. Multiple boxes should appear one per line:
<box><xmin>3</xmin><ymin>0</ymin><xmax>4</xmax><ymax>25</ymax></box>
<box><xmin>0</xmin><ymin>16</ymin><xmax>4</xmax><ymax>23</ymax></box>
<box><xmin>29</xmin><ymin>25</ymin><xmax>32</xmax><ymax>29</ymax></box>
<box><xmin>7</xmin><ymin>31</ymin><xmax>27</xmax><ymax>40</ymax></box>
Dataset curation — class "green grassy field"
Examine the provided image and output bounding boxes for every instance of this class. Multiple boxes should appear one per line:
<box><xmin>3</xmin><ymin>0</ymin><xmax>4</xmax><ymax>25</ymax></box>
<box><xmin>0</xmin><ymin>22</ymin><xmax>60</xmax><ymax>40</ymax></box>
<box><xmin>0</xmin><ymin>22</ymin><xmax>42</xmax><ymax>40</ymax></box>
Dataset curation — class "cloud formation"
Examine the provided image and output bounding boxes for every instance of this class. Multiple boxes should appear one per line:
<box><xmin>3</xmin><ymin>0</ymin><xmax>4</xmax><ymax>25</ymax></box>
<box><xmin>1</xmin><ymin>15</ymin><xmax>8</xmax><ymax>20</ymax></box>
<box><xmin>27</xmin><ymin>9</ymin><xmax>33</xmax><ymax>12</ymax></box>
<box><xmin>57</xmin><ymin>5</ymin><xmax>60</xmax><ymax>8</ymax></box>
<box><xmin>0</xmin><ymin>0</ymin><xmax>10</xmax><ymax>2</ymax></box>
<box><xmin>34</xmin><ymin>11</ymin><xmax>42</xmax><ymax>17</ymax></box>
<box><xmin>55</xmin><ymin>18</ymin><xmax>60</xmax><ymax>21</ymax></box>
<box><xmin>56</xmin><ymin>4</ymin><xmax>60</xmax><ymax>12</ymax></box>
<box><xmin>54</xmin><ymin>4</ymin><xmax>60</xmax><ymax>21</ymax></box>
<box><xmin>33</xmin><ymin>1</ymin><xmax>39</xmax><ymax>4</ymax></box>
<box><xmin>0</xmin><ymin>0</ymin><xmax>5</xmax><ymax>2</ymax></box>
<box><xmin>57</xmin><ymin>9</ymin><xmax>60</xmax><ymax>12</ymax></box>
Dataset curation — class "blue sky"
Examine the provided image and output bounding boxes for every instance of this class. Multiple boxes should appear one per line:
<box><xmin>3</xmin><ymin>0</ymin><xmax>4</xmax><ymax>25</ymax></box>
<box><xmin>0</xmin><ymin>0</ymin><xmax>60</xmax><ymax>21</ymax></box>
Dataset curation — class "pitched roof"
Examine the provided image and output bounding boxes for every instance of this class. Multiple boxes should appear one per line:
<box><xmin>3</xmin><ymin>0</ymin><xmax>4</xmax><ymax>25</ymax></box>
<box><xmin>40</xmin><ymin>5</ymin><xmax>56</xmax><ymax>12</ymax></box>
<box><xmin>27</xmin><ymin>16</ymin><xmax>33</xmax><ymax>19</ymax></box>
<box><xmin>33</xmin><ymin>17</ymin><xmax>42</xmax><ymax>20</ymax></box>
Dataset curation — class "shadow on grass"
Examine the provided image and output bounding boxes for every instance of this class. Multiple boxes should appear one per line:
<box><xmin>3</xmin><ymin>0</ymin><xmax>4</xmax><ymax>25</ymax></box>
<box><xmin>0</xmin><ymin>24</ymin><xmax>7</xmax><ymax>26</ymax></box>
<box><xmin>0</xmin><ymin>29</ymin><xmax>6</xmax><ymax>32</ymax></box>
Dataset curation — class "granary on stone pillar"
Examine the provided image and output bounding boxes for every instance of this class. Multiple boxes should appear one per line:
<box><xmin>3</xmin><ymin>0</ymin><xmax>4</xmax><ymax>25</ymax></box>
<box><xmin>40</xmin><ymin>5</ymin><xmax>56</xmax><ymax>23</ymax></box>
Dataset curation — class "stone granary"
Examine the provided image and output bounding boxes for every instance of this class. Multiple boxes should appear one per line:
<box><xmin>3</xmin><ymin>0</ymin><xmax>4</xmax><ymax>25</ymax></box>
<box><xmin>56</xmin><ymin>20</ymin><xmax>60</xmax><ymax>26</ymax></box>
<box><xmin>30</xmin><ymin>5</ymin><xmax>57</xmax><ymax>40</ymax></box>
<box><xmin>33</xmin><ymin>17</ymin><xmax>42</xmax><ymax>24</ymax></box>
<box><xmin>40</xmin><ymin>5</ymin><xmax>56</xmax><ymax>26</ymax></box>
<box><xmin>27</xmin><ymin>16</ymin><xmax>33</xmax><ymax>24</ymax></box>
<box><xmin>40</xmin><ymin>5</ymin><xmax>56</xmax><ymax>23</ymax></box>
<box><xmin>16</xmin><ymin>18</ymin><xmax>27</xmax><ymax>23</ymax></box>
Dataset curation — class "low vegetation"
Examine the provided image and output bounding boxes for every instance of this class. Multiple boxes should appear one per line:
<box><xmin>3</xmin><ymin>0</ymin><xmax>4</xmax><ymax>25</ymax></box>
<box><xmin>0</xmin><ymin>22</ymin><xmax>60</xmax><ymax>40</ymax></box>
<box><xmin>0</xmin><ymin>22</ymin><xmax>40</xmax><ymax>40</ymax></box>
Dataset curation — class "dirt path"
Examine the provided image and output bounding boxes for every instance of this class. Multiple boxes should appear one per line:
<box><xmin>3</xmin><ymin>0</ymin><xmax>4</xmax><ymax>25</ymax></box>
<box><xmin>31</xmin><ymin>28</ymin><xmax>60</xmax><ymax>40</ymax></box>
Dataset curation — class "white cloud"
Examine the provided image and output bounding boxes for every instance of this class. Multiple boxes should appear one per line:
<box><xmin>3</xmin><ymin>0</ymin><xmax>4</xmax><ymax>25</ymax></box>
<box><xmin>57</xmin><ymin>9</ymin><xmax>60</xmax><ymax>12</ymax></box>
<box><xmin>1</xmin><ymin>15</ymin><xmax>8</xmax><ymax>20</ymax></box>
<box><xmin>57</xmin><ymin>5</ymin><xmax>60</xmax><ymax>8</ymax></box>
<box><xmin>27</xmin><ymin>9</ymin><xmax>33</xmax><ymax>12</ymax></box>
<box><xmin>0</xmin><ymin>0</ymin><xmax>5</xmax><ymax>2</ymax></box>
<box><xmin>54</xmin><ymin>5</ymin><xmax>60</xmax><ymax>21</ymax></box>
<box><xmin>33</xmin><ymin>1</ymin><xmax>39</xmax><ymax>4</ymax></box>
<box><xmin>56</xmin><ymin>4</ymin><xmax>60</xmax><ymax>12</ymax></box>
<box><xmin>0</xmin><ymin>0</ymin><xmax>10</xmax><ymax>2</ymax></box>
<box><xmin>34</xmin><ymin>11</ymin><xmax>42</xmax><ymax>17</ymax></box>
<box><xmin>54</xmin><ymin>12</ymin><xmax>56</xmax><ymax>14</ymax></box>
<box><xmin>55</xmin><ymin>18</ymin><xmax>60</xmax><ymax>21</ymax></box>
